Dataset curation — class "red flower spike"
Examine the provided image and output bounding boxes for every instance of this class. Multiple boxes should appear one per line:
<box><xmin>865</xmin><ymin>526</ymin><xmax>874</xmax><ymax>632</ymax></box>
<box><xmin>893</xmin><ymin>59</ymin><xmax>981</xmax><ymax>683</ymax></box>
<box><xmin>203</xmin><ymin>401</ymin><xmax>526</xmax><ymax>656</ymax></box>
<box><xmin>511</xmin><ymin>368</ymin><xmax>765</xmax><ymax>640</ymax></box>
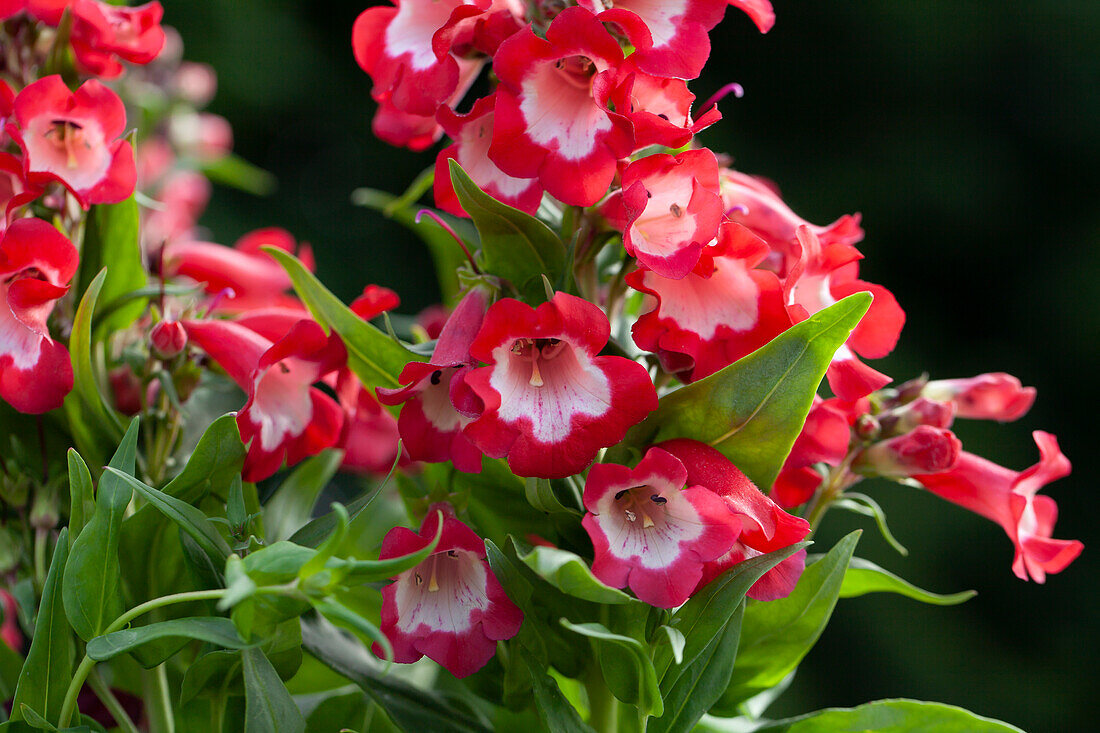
<box><xmin>628</xmin><ymin>222</ymin><xmax>792</xmax><ymax>382</ymax></box>
<box><xmin>69</xmin><ymin>0</ymin><xmax>166</xmax><ymax>78</ymax></box>
<box><xmin>923</xmin><ymin>373</ymin><xmax>1036</xmax><ymax>422</ymax></box>
<box><xmin>915</xmin><ymin>432</ymin><xmax>1083</xmax><ymax>583</ymax></box>
<box><xmin>463</xmin><ymin>292</ymin><xmax>657</xmax><ymax>479</ymax></box>
<box><xmin>0</xmin><ymin>218</ymin><xmax>78</xmax><ymax>414</ymax></box>
<box><xmin>376</xmin><ymin>506</ymin><xmax>523</xmax><ymax>678</ymax></box>
<box><xmin>433</xmin><ymin>94</ymin><xmax>543</xmax><ymax>216</ymax></box>
<box><xmin>26</xmin><ymin>0</ymin><xmax>68</xmax><ymax>25</ymax></box>
<box><xmin>185</xmin><ymin>319</ymin><xmax>346</xmax><ymax>482</ymax></box>
<box><xmin>378</xmin><ymin>288</ymin><xmax>489</xmax><ymax>473</ymax></box>
<box><xmin>610</xmin><ymin>149</ymin><xmax>724</xmax><ymax>279</ymax></box>
<box><xmin>0</xmin><ymin>80</ymin><xmax>13</xmax><ymax>148</ymax></box>
<box><xmin>10</xmin><ymin>76</ymin><xmax>136</xmax><ymax>209</ymax></box>
<box><xmin>489</xmin><ymin>7</ymin><xmax>633</xmax><ymax>207</ymax></box>
<box><xmin>854</xmin><ymin>426</ymin><xmax>961</xmax><ymax>478</ymax></box>
<box><xmin>657</xmin><ymin>439</ymin><xmax>811</xmax><ymax>601</ymax></box>
<box><xmin>582</xmin><ymin>448</ymin><xmax>741</xmax><ymax>608</ymax></box>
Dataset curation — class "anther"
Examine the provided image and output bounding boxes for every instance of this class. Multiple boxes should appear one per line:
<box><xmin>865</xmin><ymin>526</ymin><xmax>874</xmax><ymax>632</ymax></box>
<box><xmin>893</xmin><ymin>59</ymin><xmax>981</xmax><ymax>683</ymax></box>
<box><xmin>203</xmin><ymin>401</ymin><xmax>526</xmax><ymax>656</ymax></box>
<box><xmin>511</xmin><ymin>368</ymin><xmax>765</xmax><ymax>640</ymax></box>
<box><xmin>430</xmin><ymin>370</ymin><xmax>443</xmax><ymax>385</ymax></box>
<box><xmin>669</xmin><ymin>203</ymin><xmax>683</xmax><ymax>218</ymax></box>
<box><xmin>650</xmin><ymin>495</ymin><xmax>666</xmax><ymax>504</ymax></box>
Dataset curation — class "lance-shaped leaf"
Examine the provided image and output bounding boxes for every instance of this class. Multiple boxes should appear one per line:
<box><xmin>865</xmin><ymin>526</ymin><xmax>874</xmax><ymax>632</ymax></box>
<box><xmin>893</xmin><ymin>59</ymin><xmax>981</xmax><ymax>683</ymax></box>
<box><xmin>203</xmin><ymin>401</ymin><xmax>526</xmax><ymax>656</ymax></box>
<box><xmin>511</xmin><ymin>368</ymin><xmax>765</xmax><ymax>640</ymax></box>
<box><xmin>242</xmin><ymin>646</ymin><xmax>306</xmax><ymax>733</ymax></box>
<box><xmin>160</xmin><ymin>414</ymin><xmax>246</xmax><ymax>503</ymax></box>
<box><xmin>514</xmin><ymin>543</ymin><xmax>636</xmax><ymax>605</ymax></box>
<box><xmin>715</xmin><ymin>530</ymin><xmax>860</xmax><ymax>712</ymax></box>
<box><xmin>67</xmin><ymin>269</ymin><xmax>124</xmax><ymax>441</ymax></box>
<box><xmin>620</xmin><ymin>294</ymin><xmax>872</xmax><ymax>489</ymax></box>
<box><xmin>263</xmin><ymin>450</ymin><xmax>343</xmax><ymax>543</ymax></box>
<box><xmin>560</xmin><ymin>620</ymin><xmax>663</xmax><ymax>719</ymax></box>
<box><xmin>77</xmin><ymin>195</ymin><xmax>146</xmax><ymax>335</ymax></box>
<box><xmin>66</xmin><ymin>450</ymin><xmax>94</xmax><ymax>546</ymax></box>
<box><xmin>86</xmin><ymin>617</ymin><xmax>248</xmax><ymax>666</ymax></box>
<box><xmin>448</xmin><ymin>160</ymin><xmax>566</xmax><ymax>299</ymax></box>
<box><xmin>750</xmin><ymin>699</ymin><xmax>1025</xmax><ymax>732</ymax></box>
<box><xmin>63</xmin><ymin>420</ymin><xmax>139</xmax><ymax>641</ymax></box>
<box><xmin>308</xmin><ymin>597</ymin><xmax>392</xmax><ymax>662</ymax></box>
<box><xmin>265</xmin><ymin>247</ymin><xmax>423</xmax><ymax>392</ymax></box>
<box><xmin>323</xmin><ymin>516</ymin><xmax>443</xmax><ymax>583</ymax></box>
<box><xmin>9</xmin><ymin>530</ymin><xmax>71</xmax><ymax>726</ymax></box>
<box><xmin>837</xmin><ymin>556</ymin><xmax>976</xmax><ymax>606</ymax></box>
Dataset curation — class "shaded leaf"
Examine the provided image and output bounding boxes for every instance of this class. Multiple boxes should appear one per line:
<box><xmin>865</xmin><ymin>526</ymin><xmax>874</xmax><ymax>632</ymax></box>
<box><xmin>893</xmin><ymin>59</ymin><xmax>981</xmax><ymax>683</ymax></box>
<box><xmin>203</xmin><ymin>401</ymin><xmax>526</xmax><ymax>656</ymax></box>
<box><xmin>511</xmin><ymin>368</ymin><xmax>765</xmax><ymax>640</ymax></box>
<box><xmin>751</xmin><ymin>698</ymin><xmax>1025</xmax><ymax>732</ymax></box>
<box><xmin>65</xmin><ymin>450</ymin><xmax>94</xmax><ymax>546</ymax></box>
<box><xmin>837</xmin><ymin>556</ymin><xmax>976</xmax><ymax>606</ymax></box>
<box><xmin>66</xmin><ymin>270</ymin><xmax>124</xmax><ymax>441</ymax></box>
<box><xmin>78</xmin><ymin>196</ymin><xmax>145</xmax><ymax>335</ymax></box>
<box><xmin>520</xmin><ymin>655</ymin><xmax>595</xmax><ymax>733</ymax></box>
<box><xmin>86</xmin><ymin>617</ymin><xmax>247</xmax><ymax>664</ymax></box>
<box><xmin>264</xmin><ymin>450</ymin><xmax>343</xmax><ymax>542</ymax></box>
<box><xmin>200</xmin><ymin>153</ymin><xmax>276</xmax><ymax>196</ymax></box>
<box><xmin>514</xmin><ymin>544</ymin><xmax>636</xmax><ymax>605</ymax></box>
<box><xmin>560</xmin><ymin>620</ymin><xmax>663</xmax><ymax>718</ymax></box>
<box><xmin>242</xmin><ymin>647</ymin><xmax>306</xmax><ymax>733</ymax></box>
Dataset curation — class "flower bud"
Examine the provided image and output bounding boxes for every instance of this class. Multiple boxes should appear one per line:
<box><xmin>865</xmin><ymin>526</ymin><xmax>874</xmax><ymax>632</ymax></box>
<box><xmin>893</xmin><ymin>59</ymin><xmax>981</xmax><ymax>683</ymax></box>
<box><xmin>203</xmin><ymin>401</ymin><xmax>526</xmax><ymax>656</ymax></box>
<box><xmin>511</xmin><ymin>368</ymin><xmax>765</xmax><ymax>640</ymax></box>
<box><xmin>854</xmin><ymin>413</ymin><xmax>880</xmax><ymax>441</ymax></box>
<box><xmin>854</xmin><ymin>426</ymin><xmax>961</xmax><ymax>478</ymax></box>
<box><xmin>923</xmin><ymin>373</ymin><xmax>1035</xmax><ymax>422</ymax></box>
<box><xmin>30</xmin><ymin>481</ymin><xmax>60</xmax><ymax>530</ymax></box>
<box><xmin>174</xmin><ymin>62</ymin><xmax>218</xmax><ymax>107</ymax></box>
<box><xmin>151</xmin><ymin>320</ymin><xmax>188</xmax><ymax>359</ymax></box>
<box><xmin>109</xmin><ymin>366</ymin><xmax>144</xmax><ymax>415</ymax></box>
<box><xmin>878</xmin><ymin>397</ymin><xmax>955</xmax><ymax>436</ymax></box>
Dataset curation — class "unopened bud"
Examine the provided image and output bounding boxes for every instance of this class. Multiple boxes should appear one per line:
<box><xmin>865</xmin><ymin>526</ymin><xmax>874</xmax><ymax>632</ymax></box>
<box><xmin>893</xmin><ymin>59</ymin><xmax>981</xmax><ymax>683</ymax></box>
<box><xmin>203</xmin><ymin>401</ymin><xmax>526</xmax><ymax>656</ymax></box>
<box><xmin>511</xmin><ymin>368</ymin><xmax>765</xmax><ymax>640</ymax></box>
<box><xmin>923</xmin><ymin>373</ymin><xmax>1035</xmax><ymax>422</ymax></box>
<box><xmin>109</xmin><ymin>366</ymin><xmax>143</xmax><ymax>416</ymax></box>
<box><xmin>151</xmin><ymin>320</ymin><xmax>188</xmax><ymax>359</ymax></box>
<box><xmin>854</xmin><ymin>414</ymin><xmax>880</xmax><ymax>441</ymax></box>
<box><xmin>878</xmin><ymin>397</ymin><xmax>955</xmax><ymax>436</ymax></box>
<box><xmin>30</xmin><ymin>481</ymin><xmax>60</xmax><ymax>530</ymax></box>
<box><xmin>174</xmin><ymin>61</ymin><xmax>218</xmax><ymax>107</ymax></box>
<box><xmin>854</xmin><ymin>426</ymin><xmax>961</xmax><ymax>478</ymax></box>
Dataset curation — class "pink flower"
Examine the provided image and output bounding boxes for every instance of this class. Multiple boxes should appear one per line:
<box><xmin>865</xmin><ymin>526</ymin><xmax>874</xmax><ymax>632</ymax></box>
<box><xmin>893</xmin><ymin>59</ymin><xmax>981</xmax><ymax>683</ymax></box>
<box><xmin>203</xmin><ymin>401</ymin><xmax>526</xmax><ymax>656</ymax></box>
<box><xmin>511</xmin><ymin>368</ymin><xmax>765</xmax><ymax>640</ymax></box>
<box><xmin>854</xmin><ymin>425</ymin><xmax>961</xmax><ymax>478</ymax></box>
<box><xmin>582</xmin><ymin>447</ymin><xmax>741</xmax><ymax>608</ymax></box>
<box><xmin>69</xmin><ymin>0</ymin><xmax>166</xmax><ymax>78</ymax></box>
<box><xmin>378</xmin><ymin>288</ymin><xmax>488</xmax><ymax>473</ymax></box>
<box><xmin>463</xmin><ymin>292</ymin><xmax>657</xmax><ymax>478</ymax></box>
<box><xmin>628</xmin><ymin>221</ymin><xmax>791</xmax><ymax>381</ymax></box>
<box><xmin>607</xmin><ymin>149</ymin><xmax>724</xmax><ymax>279</ymax></box>
<box><xmin>333</xmin><ymin>368</ymin><xmax>403</xmax><ymax>475</ymax></box>
<box><xmin>0</xmin><ymin>218</ymin><xmax>77</xmax><ymax>414</ymax></box>
<box><xmin>488</xmin><ymin>6</ymin><xmax>633</xmax><ymax>206</ymax></box>
<box><xmin>658</xmin><ymin>439</ymin><xmax>811</xmax><ymax>601</ymax></box>
<box><xmin>142</xmin><ymin>169</ymin><xmax>211</xmax><ymax>246</ymax></box>
<box><xmin>922</xmin><ymin>373</ymin><xmax>1036</xmax><ymax>422</ymax></box>
<box><xmin>9</xmin><ymin>76</ymin><xmax>136</xmax><ymax>209</ymax></box>
<box><xmin>914</xmin><ymin>432</ymin><xmax>1083</xmax><ymax>583</ymax></box>
<box><xmin>771</xmin><ymin>396</ymin><xmax>851</xmax><ymax>508</ymax></box>
<box><xmin>376</xmin><ymin>505</ymin><xmax>523</xmax><ymax>678</ymax></box>
<box><xmin>185</xmin><ymin>319</ymin><xmax>346</xmax><ymax>482</ymax></box>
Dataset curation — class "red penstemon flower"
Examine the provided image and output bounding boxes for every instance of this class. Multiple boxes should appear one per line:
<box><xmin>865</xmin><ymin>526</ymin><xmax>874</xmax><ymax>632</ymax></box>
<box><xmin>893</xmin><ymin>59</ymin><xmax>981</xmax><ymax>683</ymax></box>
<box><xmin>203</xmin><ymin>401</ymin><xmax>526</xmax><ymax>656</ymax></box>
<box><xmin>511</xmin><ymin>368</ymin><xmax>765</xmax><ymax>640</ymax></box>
<box><xmin>771</xmin><ymin>396</ymin><xmax>852</xmax><ymax>508</ymax></box>
<box><xmin>0</xmin><ymin>218</ymin><xmax>77</xmax><ymax>414</ymax></box>
<box><xmin>463</xmin><ymin>292</ymin><xmax>657</xmax><ymax>479</ymax></box>
<box><xmin>922</xmin><ymin>372</ymin><xmax>1036</xmax><ymax>422</ymax></box>
<box><xmin>376</xmin><ymin>505</ymin><xmax>523</xmax><ymax>678</ymax></box>
<box><xmin>0</xmin><ymin>153</ymin><xmax>43</xmax><ymax>230</ymax></box>
<box><xmin>609</xmin><ymin>59</ymin><xmax>722</xmax><ymax>151</ymax></box>
<box><xmin>69</xmin><ymin>0</ymin><xmax>166</xmax><ymax>78</ymax></box>
<box><xmin>9</xmin><ymin>76</ymin><xmax>136</xmax><ymax>209</ymax></box>
<box><xmin>582</xmin><ymin>447</ymin><xmax>741</xmax><ymax>608</ymax></box>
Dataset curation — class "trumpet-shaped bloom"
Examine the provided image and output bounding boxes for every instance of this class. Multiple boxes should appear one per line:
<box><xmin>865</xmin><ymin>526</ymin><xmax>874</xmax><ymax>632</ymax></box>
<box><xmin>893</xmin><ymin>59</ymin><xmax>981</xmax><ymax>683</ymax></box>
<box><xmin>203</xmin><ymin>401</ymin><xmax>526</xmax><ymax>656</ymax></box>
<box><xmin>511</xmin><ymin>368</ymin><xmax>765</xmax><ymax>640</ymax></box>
<box><xmin>609</xmin><ymin>60</ymin><xmax>722</xmax><ymax>150</ymax></box>
<box><xmin>583</xmin><ymin>448</ymin><xmax>741</xmax><ymax>608</ymax></box>
<box><xmin>185</xmin><ymin>319</ymin><xmax>346</xmax><ymax>482</ymax></box>
<box><xmin>9</xmin><ymin>76</ymin><xmax>136</xmax><ymax>209</ymax></box>
<box><xmin>0</xmin><ymin>218</ymin><xmax>77</xmax><ymax>413</ymax></box>
<box><xmin>69</xmin><ymin>0</ymin><xmax>166</xmax><ymax>78</ymax></box>
<box><xmin>464</xmin><ymin>292</ymin><xmax>657</xmax><ymax>478</ymax></box>
<box><xmin>922</xmin><ymin>372</ymin><xmax>1035</xmax><ymax>422</ymax></box>
<box><xmin>914</xmin><ymin>432</ymin><xmax>1082</xmax><ymax>583</ymax></box>
<box><xmin>377</xmin><ymin>506</ymin><xmax>523</xmax><ymax>678</ymax></box>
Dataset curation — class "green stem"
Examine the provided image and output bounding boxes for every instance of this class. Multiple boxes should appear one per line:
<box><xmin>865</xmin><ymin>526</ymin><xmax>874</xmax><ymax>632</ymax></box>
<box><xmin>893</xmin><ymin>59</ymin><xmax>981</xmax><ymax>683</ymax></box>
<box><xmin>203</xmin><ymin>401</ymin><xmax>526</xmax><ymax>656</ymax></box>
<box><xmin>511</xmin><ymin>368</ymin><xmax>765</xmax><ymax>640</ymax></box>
<box><xmin>151</xmin><ymin>663</ymin><xmax>176</xmax><ymax>733</ymax></box>
<box><xmin>33</xmin><ymin>527</ymin><xmax>47</xmax><ymax>589</ymax></box>
<box><xmin>805</xmin><ymin>451</ymin><xmax>860</xmax><ymax>534</ymax></box>
<box><xmin>88</xmin><ymin>669</ymin><xmax>141</xmax><ymax>733</ymax></box>
<box><xmin>585</xmin><ymin>663</ymin><xmax>619</xmax><ymax>733</ymax></box>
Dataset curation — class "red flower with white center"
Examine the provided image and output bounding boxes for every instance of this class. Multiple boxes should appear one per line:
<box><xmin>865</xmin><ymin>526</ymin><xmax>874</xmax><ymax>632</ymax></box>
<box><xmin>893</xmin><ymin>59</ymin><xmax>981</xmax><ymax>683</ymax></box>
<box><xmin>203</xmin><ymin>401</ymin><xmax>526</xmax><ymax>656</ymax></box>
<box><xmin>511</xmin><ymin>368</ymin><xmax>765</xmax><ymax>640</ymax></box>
<box><xmin>607</xmin><ymin>149</ymin><xmax>723</xmax><ymax>279</ymax></box>
<box><xmin>914</xmin><ymin>432</ymin><xmax>1083</xmax><ymax>583</ymax></box>
<box><xmin>923</xmin><ymin>372</ymin><xmax>1036</xmax><ymax>422</ymax></box>
<box><xmin>609</xmin><ymin>60</ymin><xmax>721</xmax><ymax>150</ymax></box>
<box><xmin>582</xmin><ymin>448</ymin><xmax>741</xmax><ymax>608</ymax></box>
<box><xmin>658</xmin><ymin>439</ymin><xmax>811</xmax><ymax>601</ymax></box>
<box><xmin>378</xmin><ymin>288</ymin><xmax>488</xmax><ymax>473</ymax></box>
<box><xmin>69</xmin><ymin>0</ymin><xmax>166</xmax><ymax>78</ymax></box>
<box><xmin>771</xmin><ymin>396</ymin><xmax>851</xmax><ymax>508</ymax></box>
<box><xmin>786</xmin><ymin>225</ymin><xmax>905</xmax><ymax>401</ymax></box>
<box><xmin>586</xmin><ymin>0</ymin><xmax>772</xmax><ymax>80</ymax></box>
<box><xmin>0</xmin><ymin>218</ymin><xmax>77</xmax><ymax>414</ymax></box>
<box><xmin>9</xmin><ymin>76</ymin><xmax>136</xmax><ymax>209</ymax></box>
<box><xmin>352</xmin><ymin>0</ymin><xmax>489</xmax><ymax>117</ymax></box>
<box><xmin>627</xmin><ymin>221</ymin><xmax>792</xmax><ymax>381</ymax></box>
<box><xmin>163</xmin><ymin>227</ymin><xmax>313</xmax><ymax>314</ymax></box>
<box><xmin>185</xmin><ymin>319</ymin><xmax>346</xmax><ymax>482</ymax></box>
<box><xmin>489</xmin><ymin>6</ymin><xmax>633</xmax><ymax>207</ymax></box>
<box><xmin>433</xmin><ymin>94</ymin><xmax>543</xmax><ymax>216</ymax></box>
<box><xmin>376</xmin><ymin>505</ymin><xmax>523</xmax><ymax>678</ymax></box>
<box><xmin>463</xmin><ymin>292</ymin><xmax>657</xmax><ymax>479</ymax></box>
<box><xmin>0</xmin><ymin>153</ymin><xmax>43</xmax><ymax>230</ymax></box>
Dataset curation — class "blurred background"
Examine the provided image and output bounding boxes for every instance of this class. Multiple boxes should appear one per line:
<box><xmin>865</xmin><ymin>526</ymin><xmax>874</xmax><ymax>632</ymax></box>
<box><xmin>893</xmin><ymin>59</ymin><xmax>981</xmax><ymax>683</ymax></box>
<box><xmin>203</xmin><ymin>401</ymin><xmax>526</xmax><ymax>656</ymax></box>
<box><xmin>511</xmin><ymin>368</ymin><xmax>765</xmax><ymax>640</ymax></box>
<box><xmin>159</xmin><ymin>1</ymin><xmax>1099</xmax><ymax>729</ymax></box>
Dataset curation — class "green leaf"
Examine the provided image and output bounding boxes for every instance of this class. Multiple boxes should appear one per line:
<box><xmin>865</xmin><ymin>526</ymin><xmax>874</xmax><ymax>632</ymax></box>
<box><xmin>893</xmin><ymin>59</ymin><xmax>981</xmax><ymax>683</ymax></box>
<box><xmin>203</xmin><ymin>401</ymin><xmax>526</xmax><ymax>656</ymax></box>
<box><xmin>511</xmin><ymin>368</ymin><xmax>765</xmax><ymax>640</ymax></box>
<box><xmin>448</xmin><ymin>159</ymin><xmax>566</xmax><ymax>299</ymax></box>
<box><xmin>65</xmin><ymin>450</ymin><xmax>94</xmax><ymax>546</ymax></box>
<box><xmin>619</xmin><ymin>294</ymin><xmax>872</xmax><ymax>489</ymax></box>
<box><xmin>300</xmin><ymin>618</ymin><xmax>491</xmax><ymax>733</ymax></box>
<box><xmin>241</xmin><ymin>542</ymin><xmax>316</xmax><ymax>584</ymax></box>
<box><xmin>66</xmin><ymin>269</ymin><xmax>124</xmax><ymax>441</ymax></box>
<box><xmin>200</xmin><ymin>153</ymin><xmax>277</xmax><ymax>196</ymax></box>
<box><xmin>514</xmin><ymin>544</ymin><xmax>636</xmax><ymax>605</ymax></box>
<box><xmin>161</xmin><ymin>414</ymin><xmax>246</xmax><ymax>503</ymax></box>
<box><xmin>288</xmin><ymin>485</ymin><xmax>380</xmax><ymax>549</ymax></box>
<box><xmin>717</xmin><ymin>531</ymin><xmax>860</xmax><ymax>712</ymax></box>
<box><xmin>63</xmin><ymin>420</ymin><xmax>139</xmax><ymax>641</ymax></box>
<box><xmin>86</xmin><ymin>618</ymin><xmax>247</xmax><ymax>665</ymax></box>
<box><xmin>560</xmin><ymin>620</ymin><xmax>663</xmax><ymax>718</ymax></box>
<box><xmin>10</xmin><ymin>530</ymin><xmax>72</xmax><ymax>726</ymax></box>
<box><xmin>308</xmin><ymin>598</ymin><xmax>392</xmax><ymax>662</ymax></box>
<box><xmin>78</xmin><ymin>195</ymin><xmax>146</xmax><ymax>335</ymax></box>
<box><xmin>323</xmin><ymin>514</ymin><xmax>443</xmax><ymax>584</ymax></box>
<box><xmin>105</xmin><ymin>468</ymin><xmax>232</xmax><ymax>567</ymax></box>
<box><xmin>524</xmin><ymin>477</ymin><xmax>580</xmax><ymax>516</ymax></box>
<box><xmin>264</xmin><ymin>450</ymin><xmax>343</xmax><ymax>542</ymax></box>
<box><xmin>242</xmin><ymin>647</ymin><xmax>306</xmax><ymax>733</ymax></box>
<box><xmin>519</xmin><ymin>655</ymin><xmax>595</xmax><ymax>733</ymax></box>
<box><xmin>837</xmin><ymin>556</ymin><xmax>976</xmax><ymax>606</ymax></box>
<box><xmin>751</xmin><ymin>698</ymin><xmax>1025</xmax><ymax>732</ymax></box>
<box><xmin>833</xmin><ymin>492</ymin><xmax>908</xmax><ymax>556</ymax></box>
<box><xmin>659</xmin><ymin>626</ymin><xmax>686</xmax><ymax>666</ymax></box>
<box><xmin>265</xmin><ymin>247</ymin><xmax>423</xmax><ymax>391</ymax></box>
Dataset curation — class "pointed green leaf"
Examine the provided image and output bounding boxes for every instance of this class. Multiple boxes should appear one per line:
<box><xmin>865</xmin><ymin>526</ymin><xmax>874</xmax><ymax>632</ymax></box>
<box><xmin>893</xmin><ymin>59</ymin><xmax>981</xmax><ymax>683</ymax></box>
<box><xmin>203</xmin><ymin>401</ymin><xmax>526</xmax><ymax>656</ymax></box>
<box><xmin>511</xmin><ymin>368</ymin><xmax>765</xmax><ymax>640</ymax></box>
<box><xmin>161</xmin><ymin>414</ymin><xmax>246</xmax><ymax>503</ymax></box>
<box><xmin>323</xmin><ymin>514</ymin><xmax>443</xmax><ymax>584</ymax></box>
<box><xmin>448</xmin><ymin>159</ymin><xmax>566</xmax><ymax>298</ymax></box>
<box><xmin>560</xmin><ymin>620</ymin><xmax>663</xmax><ymax>718</ymax></box>
<box><xmin>751</xmin><ymin>699</ymin><xmax>1025</xmax><ymax>732</ymax></box>
<box><xmin>66</xmin><ymin>269</ymin><xmax>124</xmax><ymax>440</ymax></box>
<box><xmin>199</xmin><ymin>153</ymin><xmax>276</xmax><ymax>196</ymax></box>
<box><xmin>838</xmin><ymin>556</ymin><xmax>976</xmax><ymax>606</ymax></box>
<box><xmin>86</xmin><ymin>617</ymin><xmax>247</xmax><ymax>664</ymax></box>
<box><xmin>834</xmin><ymin>492</ymin><xmax>909</xmax><ymax>555</ymax></box>
<box><xmin>63</xmin><ymin>420</ymin><xmax>139</xmax><ymax>640</ymax></box>
<box><xmin>620</xmin><ymin>294</ymin><xmax>872</xmax><ymax>489</ymax></box>
<box><xmin>10</xmin><ymin>530</ymin><xmax>72</xmax><ymax>725</ymax></box>
<box><xmin>78</xmin><ymin>195</ymin><xmax>145</xmax><ymax>335</ymax></box>
<box><xmin>242</xmin><ymin>647</ymin><xmax>306</xmax><ymax>733</ymax></box>
<box><xmin>520</xmin><ymin>655</ymin><xmax>596</xmax><ymax>733</ymax></box>
<box><xmin>309</xmin><ymin>598</ymin><xmax>392</xmax><ymax>662</ymax></box>
<box><xmin>265</xmin><ymin>248</ymin><xmax>423</xmax><ymax>391</ymax></box>
<box><xmin>515</xmin><ymin>543</ymin><xmax>636</xmax><ymax>605</ymax></box>
<box><xmin>264</xmin><ymin>450</ymin><xmax>343</xmax><ymax>542</ymax></box>
<box><xmin>65</xmin><ymin>450</ymin><xmax>94</xmax><ymax>546</ymax></box>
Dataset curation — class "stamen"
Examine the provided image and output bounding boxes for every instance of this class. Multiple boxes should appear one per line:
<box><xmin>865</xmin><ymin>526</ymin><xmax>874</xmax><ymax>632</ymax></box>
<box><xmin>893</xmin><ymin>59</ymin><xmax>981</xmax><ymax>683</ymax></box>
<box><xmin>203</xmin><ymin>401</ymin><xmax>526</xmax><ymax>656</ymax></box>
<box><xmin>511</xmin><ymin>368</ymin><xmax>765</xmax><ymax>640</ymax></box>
<box><xmin>415</xmin><ymin>573</ymin><xmax>423</xmax><ymax>586</ymax></box>
<box><xmin>430</xmin><ymin>370</ymin><xmax>443</xmax><ymax>385</ymax></box>
<box><xmin>624</xmin><ymin>509</ymin><xmax>637</xmax><ymax>522</ymax></box>
<box><xmin>650</xmin><ymin>495</ymin><xmax>667</xmax><ymax>504</ymax></box>
<box><xmin>641</xmin><ymin>511</ymin><xmax>655</xmax><ymax>529</ymax></box>
<box><xmin>615</xmin><ymin>489</ymin><xmax>629</xmax><ymax>501</ymax></box>
<box><xmin>669</xmin><ymin>203</ymin><xmax>683</xmax><ymax>218</ymax></box>
<box><xmin>428</xmin><ymin>556</ymin><xmax>440</xmax><ymax>592</ymax></box>
<box><xmin>529</xmin><ymin>357</ymin><xmax>543</xmax><ymax>387</ymax></box>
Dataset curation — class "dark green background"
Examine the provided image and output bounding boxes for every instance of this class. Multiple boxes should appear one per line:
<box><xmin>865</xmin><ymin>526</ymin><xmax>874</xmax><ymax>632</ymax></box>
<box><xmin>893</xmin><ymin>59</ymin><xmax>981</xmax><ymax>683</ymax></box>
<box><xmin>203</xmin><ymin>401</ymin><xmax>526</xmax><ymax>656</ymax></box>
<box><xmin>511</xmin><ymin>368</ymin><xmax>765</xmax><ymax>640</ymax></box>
<box><xmin>159</xmin><ymin>1</ymin><xmax>1098</xmax><ymax>729</ymax></box>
